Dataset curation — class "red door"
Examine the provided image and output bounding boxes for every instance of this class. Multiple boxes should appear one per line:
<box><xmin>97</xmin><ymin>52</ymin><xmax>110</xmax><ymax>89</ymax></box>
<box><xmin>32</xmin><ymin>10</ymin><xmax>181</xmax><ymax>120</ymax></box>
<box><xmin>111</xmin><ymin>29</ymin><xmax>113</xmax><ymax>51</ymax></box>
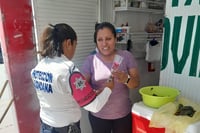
<box><xmin>0</xmin><ymin>0</ymin><xmax>40</xmax><ymax>133</ymax></box>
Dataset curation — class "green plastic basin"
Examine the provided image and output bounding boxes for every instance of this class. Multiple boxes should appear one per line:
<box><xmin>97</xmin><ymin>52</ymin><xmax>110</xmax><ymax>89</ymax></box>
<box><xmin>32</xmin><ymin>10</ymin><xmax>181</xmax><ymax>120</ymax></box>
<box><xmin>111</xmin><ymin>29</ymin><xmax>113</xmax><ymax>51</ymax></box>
<box><xmin>139</xmin><ymin>86</ymin><xmax>180</xmax><ymax>108</ymax></box>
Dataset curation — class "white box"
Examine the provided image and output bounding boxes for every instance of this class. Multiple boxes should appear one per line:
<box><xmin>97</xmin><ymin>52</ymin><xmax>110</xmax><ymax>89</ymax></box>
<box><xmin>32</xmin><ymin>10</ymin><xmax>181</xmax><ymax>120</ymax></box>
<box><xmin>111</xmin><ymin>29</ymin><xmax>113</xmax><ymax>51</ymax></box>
<box><xmin>132</xmin><ymin>101</ymin><xmax>200</xmax><ymax>133</ymax></box>
<box><xmin>116</xmin><ymin>27</ymin><xmax>131</xmax><ymax>44</ymax></box>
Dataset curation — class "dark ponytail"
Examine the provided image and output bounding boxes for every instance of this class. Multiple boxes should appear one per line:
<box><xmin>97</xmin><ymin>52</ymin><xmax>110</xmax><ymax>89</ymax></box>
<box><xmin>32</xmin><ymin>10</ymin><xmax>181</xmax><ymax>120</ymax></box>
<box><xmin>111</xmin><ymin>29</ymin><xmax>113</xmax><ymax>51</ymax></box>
<box><xmin>39</xmin><ymin>23</ymin><xmax>77</xmax><ymax>58</ymax></box>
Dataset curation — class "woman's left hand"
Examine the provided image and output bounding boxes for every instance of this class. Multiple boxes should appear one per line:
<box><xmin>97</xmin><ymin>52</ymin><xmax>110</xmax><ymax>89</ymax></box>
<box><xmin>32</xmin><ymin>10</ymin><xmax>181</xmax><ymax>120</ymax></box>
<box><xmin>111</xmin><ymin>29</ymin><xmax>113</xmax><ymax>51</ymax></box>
<box><xmin>112</xmin><ymin>70</ymin><xmax>128</xmax><ymax>84</ymax></box>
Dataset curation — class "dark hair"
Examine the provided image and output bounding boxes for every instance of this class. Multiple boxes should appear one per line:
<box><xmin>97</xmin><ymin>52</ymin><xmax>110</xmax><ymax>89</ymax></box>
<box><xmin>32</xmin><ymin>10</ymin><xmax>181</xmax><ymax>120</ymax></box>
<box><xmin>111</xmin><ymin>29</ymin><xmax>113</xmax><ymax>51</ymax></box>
<box><xmin>93</xmin><ymin>22</ymin><xmax>100</xmax><ymax>43</ymax></box>
<box><xmin>94</xmin><ymin>22</ymin><xmax>116</xmax><ymax>43</ymax></box>
<box><xmin>95</xmin><ymin>22</ymin><xmax>100</xmax><ymax>30</ymax></box>
<box><xmin>39</xmin><ymin>23</ymin><xmax>77</xmax><ymax>58</ymax></box>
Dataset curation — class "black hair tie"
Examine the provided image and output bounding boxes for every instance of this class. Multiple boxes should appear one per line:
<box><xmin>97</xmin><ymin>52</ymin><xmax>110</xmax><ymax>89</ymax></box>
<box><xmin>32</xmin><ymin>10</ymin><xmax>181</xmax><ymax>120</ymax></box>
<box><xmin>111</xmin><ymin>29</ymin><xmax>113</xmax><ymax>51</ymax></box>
<box><xmin>49</xmin><ymin>24</ymin><xmax>55</xmax><ymax>28</ymax></box>
<box><xmin>48</xmin><ymin>24</ymin><xmax>60</xmax><ymax>53</ymax></box>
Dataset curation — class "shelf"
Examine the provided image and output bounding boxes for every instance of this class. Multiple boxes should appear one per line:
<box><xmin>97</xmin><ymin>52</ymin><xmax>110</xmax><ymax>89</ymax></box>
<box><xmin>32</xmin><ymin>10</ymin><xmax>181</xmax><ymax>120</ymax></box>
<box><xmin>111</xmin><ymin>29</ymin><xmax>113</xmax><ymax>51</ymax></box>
<box><xmin>130</xmin><ymin>32</ymin><xmax>163</xmax><ymax>42</ymax></box>
<box><xmin>114</xmin><ymin>7</ymin><xmax>164</xmax><ymax>14</ymax></box>
<box><xmin>116</xmin><ymin>32</ymin><xmax>163</xmax><ymax>44</ymax></box>
<box><xmin>130</xmin><ymin>32</ymin><xmax>163</xmax><ymax>35</ymax></box>
<box><xmin>113</xmin><ymin>0</ymin><xmax>165</xmax><ymax>44</ymax></box>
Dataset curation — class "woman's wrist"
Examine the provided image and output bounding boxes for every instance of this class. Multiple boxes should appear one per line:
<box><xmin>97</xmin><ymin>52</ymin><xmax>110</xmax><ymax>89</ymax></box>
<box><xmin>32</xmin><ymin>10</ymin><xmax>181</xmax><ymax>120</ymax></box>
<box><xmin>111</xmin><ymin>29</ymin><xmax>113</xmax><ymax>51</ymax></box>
<box><xmin>94</xmin><ymin>88</ymin><xmax>104</xmax><ymax>95</ymax></box>
<box><xmin>124</xmin><ymin>74</ymin><xmax>131</xmax><ymax>85</ymax></box>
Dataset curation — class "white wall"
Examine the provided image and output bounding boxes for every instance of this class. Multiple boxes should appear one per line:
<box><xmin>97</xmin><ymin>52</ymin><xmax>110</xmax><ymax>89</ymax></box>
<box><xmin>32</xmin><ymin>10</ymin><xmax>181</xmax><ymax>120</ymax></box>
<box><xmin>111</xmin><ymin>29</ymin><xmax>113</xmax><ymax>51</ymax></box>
<box><xmin>159</xmin><ymin>1</ymin><xmax>200</xmax><ymax>103</ymax></box>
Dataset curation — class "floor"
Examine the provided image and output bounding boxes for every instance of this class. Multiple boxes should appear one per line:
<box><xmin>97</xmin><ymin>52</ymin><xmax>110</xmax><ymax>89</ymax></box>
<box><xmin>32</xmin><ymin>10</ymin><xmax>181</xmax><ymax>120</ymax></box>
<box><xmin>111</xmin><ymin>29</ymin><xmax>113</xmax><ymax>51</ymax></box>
<box><xmin>0</xmin><ymin>64</ymin><xmax>19</xmax><ymax>133</ymax></box>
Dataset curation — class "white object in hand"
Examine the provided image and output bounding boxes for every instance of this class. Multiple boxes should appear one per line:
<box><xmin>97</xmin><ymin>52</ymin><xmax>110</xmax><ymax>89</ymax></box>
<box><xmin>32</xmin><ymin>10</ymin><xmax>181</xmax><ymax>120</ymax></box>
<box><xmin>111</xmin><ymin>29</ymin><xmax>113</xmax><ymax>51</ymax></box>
<box><xmin>111</xmin><ymin>54</ymin><xmax>124</xmax><ymax>72</ymax></box>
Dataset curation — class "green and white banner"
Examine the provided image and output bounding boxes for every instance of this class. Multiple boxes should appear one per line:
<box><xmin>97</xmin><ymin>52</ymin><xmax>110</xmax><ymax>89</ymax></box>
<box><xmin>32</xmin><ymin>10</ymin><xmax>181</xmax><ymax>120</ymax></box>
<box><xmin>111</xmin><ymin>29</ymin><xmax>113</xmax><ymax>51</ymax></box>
<box><xmin>159</xmin><ymin>0</ymin><xmax>200</xmax><ymax>103</ymax></box>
